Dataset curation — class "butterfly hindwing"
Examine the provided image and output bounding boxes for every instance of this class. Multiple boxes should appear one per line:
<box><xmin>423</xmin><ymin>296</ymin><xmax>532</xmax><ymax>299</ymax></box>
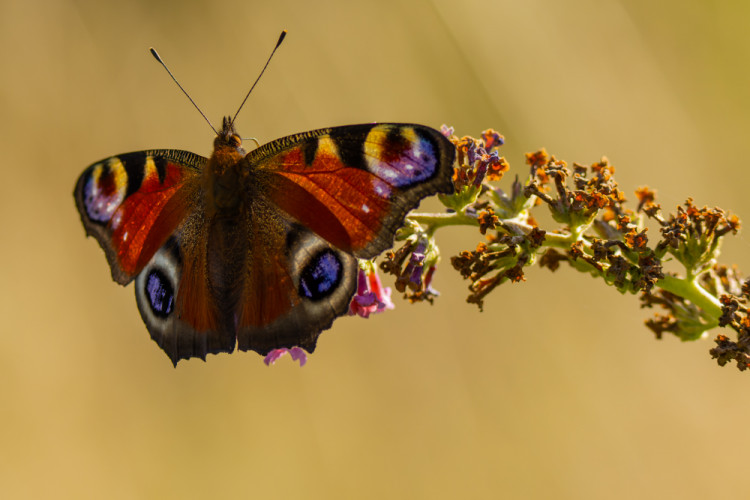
<box><xmin>235</xmin><ymin>212</ymin><xmax>358</xmax><ymax>355</ymax></box>
<box><xmin>134</xmin><ymin>232</ymin><xmax>236</xmax><ymax>365</ymax></box>
<box><xmin>245</xmin><ymin>123</ymin><xmax>455</xmax><ymax>259</ymax></box>
<box><xmin>74</xmin><ymin>150</ymin><xmax>206</xmax><ymax>284</ymax></box>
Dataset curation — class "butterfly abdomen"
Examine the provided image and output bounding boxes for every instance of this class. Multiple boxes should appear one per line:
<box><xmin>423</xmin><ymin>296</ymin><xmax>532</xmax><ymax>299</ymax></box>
<box><xmin>206</xmin><ymin>214</ymin><xmax>248</xmax><ymax>317</ymax></box>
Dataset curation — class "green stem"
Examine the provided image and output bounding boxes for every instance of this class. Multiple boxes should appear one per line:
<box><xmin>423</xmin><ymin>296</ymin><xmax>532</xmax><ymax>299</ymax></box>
<box><xmin>408</xmin><ymin>211</ymin><xmax>477</xmax><ymax>230</ymax></box>
<box><xmin>409</xmin><ymin>212</ymin><xmax>578</xmax><ymax>246</ymax></box>
<box><xmin>656</xmin><ymin>275</ymin><xmax>722</xmax><ymax>327</ymax></box>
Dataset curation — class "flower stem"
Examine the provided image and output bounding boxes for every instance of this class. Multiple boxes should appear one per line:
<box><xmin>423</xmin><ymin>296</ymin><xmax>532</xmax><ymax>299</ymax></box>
<box><xmin>408</xmin><ymin>211</ymin><xmax>477</xmax><ymax>230</ymax></box>
<box><xmin>656</xmin><ymin>275</ymin><xmax>722</xmax><ymax>327</ymax></box>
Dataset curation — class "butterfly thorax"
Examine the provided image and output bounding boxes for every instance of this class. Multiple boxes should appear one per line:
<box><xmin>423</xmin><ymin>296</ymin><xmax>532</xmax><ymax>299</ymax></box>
<box><xmin>204</xmin><ymin>118</ymin><xmax>248</xmax><ymax>217</ymax></box>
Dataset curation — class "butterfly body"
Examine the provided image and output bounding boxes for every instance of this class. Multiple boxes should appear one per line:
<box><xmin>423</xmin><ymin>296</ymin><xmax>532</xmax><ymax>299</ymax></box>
<box><xmin>76</xmin><ymin>118</ymin><xmax>455</xmax><ymax>364</ymax></box>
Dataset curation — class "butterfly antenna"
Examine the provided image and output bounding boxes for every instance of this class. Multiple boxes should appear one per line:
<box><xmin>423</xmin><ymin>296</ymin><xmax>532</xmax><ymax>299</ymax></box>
<box><xmin>230</xmin><ymin>30</ymin><xmax>287</xmax><ymax>127</ymax></box>
<box><xmin>149</xmin><ymin>47</ymin><xmax>219</xmax><ymax>136</ymax></box>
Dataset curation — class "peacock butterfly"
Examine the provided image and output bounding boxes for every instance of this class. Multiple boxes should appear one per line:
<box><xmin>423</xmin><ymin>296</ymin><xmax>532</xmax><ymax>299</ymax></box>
<box><xmin>74</xmin><ymin>35</ymin><xmax>456</xmax><ymax>365</ymax></box>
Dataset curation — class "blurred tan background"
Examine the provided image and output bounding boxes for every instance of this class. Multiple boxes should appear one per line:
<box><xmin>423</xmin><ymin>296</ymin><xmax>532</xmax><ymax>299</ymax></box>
<box><xmin>2</xmin><ymin>0</ymin><xmax>750</xmax><ymax>498</ymax></box>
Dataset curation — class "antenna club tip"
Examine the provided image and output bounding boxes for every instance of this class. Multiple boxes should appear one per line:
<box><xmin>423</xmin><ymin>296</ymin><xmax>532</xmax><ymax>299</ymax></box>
<box><xmin>149</xmin><ymin>47</ymin><xmax>163</xmax><ymax>63</ymax></box>
<box><xmin>277</xmin><ymin>30</ymin><xmax>287</xmax><ymax>46</ymax></box>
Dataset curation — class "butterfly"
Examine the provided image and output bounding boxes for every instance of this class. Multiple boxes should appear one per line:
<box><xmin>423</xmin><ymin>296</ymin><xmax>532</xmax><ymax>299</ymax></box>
<box><xmin>74</xmin><ymin>117</ymin><xmax>456</xmax><ymax>365</ymax></box>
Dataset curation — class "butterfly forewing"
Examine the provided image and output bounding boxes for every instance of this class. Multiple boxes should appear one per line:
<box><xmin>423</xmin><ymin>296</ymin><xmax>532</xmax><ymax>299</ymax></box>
<box><xmin>74</xmin><ymin>150</ymin><xmax>206</xmax><ymax>284</ymax></box>
<box><xmin>245</xmin><ymin>123</ymin><xmax>455</xmax><ymax>259</ymax></box>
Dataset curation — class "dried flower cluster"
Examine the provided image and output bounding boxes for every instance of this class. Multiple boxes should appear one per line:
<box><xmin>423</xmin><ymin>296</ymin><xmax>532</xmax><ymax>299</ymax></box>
<box><xmin>710</xmin><ymin>286</ymin><xmax>750</xmax><ymax>370</ymax></box>
<box><xmin>374</xmin><ymin>126</ymin><xmax>746</xmax><ymax>373</ymax></box>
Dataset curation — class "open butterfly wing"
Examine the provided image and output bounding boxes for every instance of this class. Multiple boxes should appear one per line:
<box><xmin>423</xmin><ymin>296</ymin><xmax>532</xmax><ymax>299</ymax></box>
<box><xmin>135</xmin><ymin>232</ymin><xmax>237</xmax><ymax>366</ymax></box>
<box><xmin>234</xmin><ymin>203</ymin><xmax>358</xmax><ymax>355</ymax></box>
<box><xmin>74</xmin><ymin>150</ymin><xmax>205</xmax><ymax>284</ymax></box>
<box><xmin>245</xmin><ymin>123</ymin><xmax>455</xmax><ymax>259</ymax></box>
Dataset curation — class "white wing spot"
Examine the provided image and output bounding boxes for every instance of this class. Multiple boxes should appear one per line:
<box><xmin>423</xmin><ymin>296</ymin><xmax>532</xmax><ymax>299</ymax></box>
<box><xmin>362</xmin><ymin>204</ymin><xmax>370</xmax><ymax>213</ymax></box>
<box><xmin>373</xmin><ymin>181</ymin><xmax>392</xmax><ymax>198</ymax></box>
<box><xmin>111</xmin><ymin>211</ymin><xmax>122</xmax><ymax>230</ymax></box>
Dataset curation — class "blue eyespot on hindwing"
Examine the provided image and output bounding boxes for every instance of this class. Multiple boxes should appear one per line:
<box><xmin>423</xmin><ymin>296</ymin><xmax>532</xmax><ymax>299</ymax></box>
<box><xmin>145</xmin><ymin>269</ymin><xmax>174</xmax><ymax>318</ymax></box>
<box><xmin>298</xmin><ymin>249</ymin><xmax>343</xmax><ymax>301</ymax></box>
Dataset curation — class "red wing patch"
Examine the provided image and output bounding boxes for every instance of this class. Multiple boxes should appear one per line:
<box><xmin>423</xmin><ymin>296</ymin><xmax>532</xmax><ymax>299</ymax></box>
<box><xmin>109</xmin><ymin>160</ymin><xmax>195</xmax><ymax>276</ymax></box>
<box><xmin>74</xmin><ymin>150</ymin><xmax>203</xmax><ymax>284</ymax></box>
<box><xmin>238</xmin><ymin>227</ymin><xmax>298</xmax><ymax>329</ymax></box>
<box><xmin>251</xmin><ymin>124</ymin><xmax>455</xmax><ymax>260</ymax></box>
<box><xmin>266</xmin><ymin>145</ymin><xmax>393</xmax><ymax>253</ymax></box>
<box><xmin>175</xmin><ymin>237</ymin><xmax>219</xmax><ymax>334</ymax></box>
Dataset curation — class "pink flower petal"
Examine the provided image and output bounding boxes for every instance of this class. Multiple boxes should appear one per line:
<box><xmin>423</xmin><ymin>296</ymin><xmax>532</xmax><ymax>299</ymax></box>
<box><xmin>264</xmin><ymin>348</ymin><xmax>307</xmax><ymax>367</ymax></box>
<box><xmin>349</xmin><ymin>265</ymin><xmax>395</xmax><ymax>318</ymax></box>
<box><xmin>288</xmin><ymin>347</ymin><xmax>307</xmax><ymax>367</ymax></box>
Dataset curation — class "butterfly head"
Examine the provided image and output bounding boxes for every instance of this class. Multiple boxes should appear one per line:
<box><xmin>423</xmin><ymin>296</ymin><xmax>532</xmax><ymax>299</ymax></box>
<box><xmin>214</xmin><ymin>116</ymin><xmax>246</xmax><ymax>155</ymax></box>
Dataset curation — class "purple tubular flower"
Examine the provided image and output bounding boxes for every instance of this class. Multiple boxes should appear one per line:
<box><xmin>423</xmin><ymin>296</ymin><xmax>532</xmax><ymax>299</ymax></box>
<box><xmin>473</xmin><ymin>159</ymin><xmax>488</xmax><ymax>187</ymax></box>
<box><xmin>409</xmin><ymin>253</ymin><xmax>426</xmax><ymax>286</ymax></box>
<box><xmin>440</xmin><ymin>124</ymin><xmax>454</xmax><ymax>138</ymax></box>
<box><xmin>349</xmin><ymin>269</ymin><xmax>380</xmax><ymax>318</ymax></box>
<box><xmin>349</xmin><ymin>265</ymin><xmax>394</xmax><ymax>318</ymax></box>
<box><xmin>471</xmin><ymin>149</ymin><xmax>503</xmax><ymax>187</ymax></box>
<box><xmin>400</xmin><ymin>241</ymin><xmax>427</xmax><ymax>290</ymax></box>
<box><xmin>264</xmin><ymin>347</ymin><xmax>307</xmax><ymax>367</ymax></box>
<box><xmin>466</xmin><ymin>141</ymin><xmax>479</xmax><ymax>165</ymax></box>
